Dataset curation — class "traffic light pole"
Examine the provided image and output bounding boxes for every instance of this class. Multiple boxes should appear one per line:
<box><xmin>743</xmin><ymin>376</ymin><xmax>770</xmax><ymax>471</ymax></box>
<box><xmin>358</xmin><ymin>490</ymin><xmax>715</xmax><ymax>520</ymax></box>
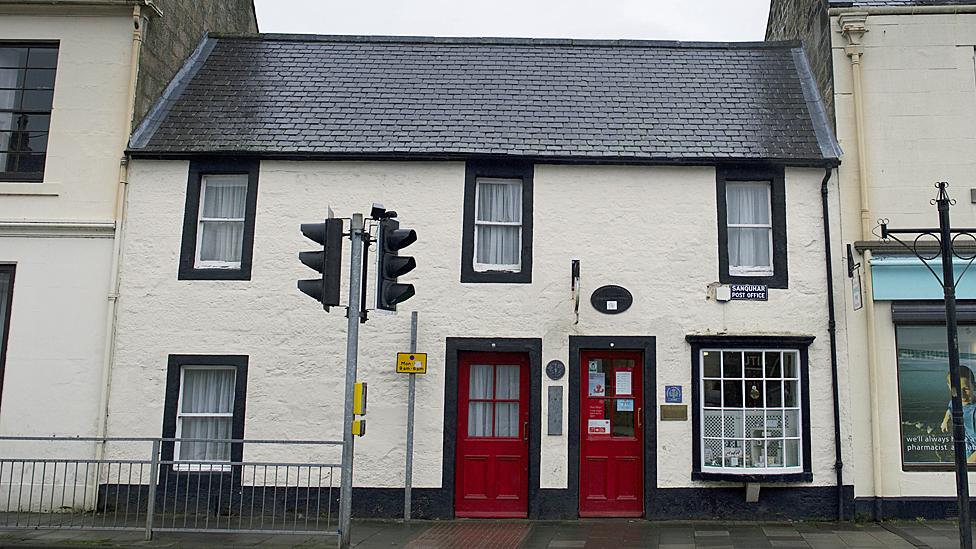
<box><xmin>338</xmin><ymin>213</ymin><xmax>364</xmax><ymax>549</ymax></box>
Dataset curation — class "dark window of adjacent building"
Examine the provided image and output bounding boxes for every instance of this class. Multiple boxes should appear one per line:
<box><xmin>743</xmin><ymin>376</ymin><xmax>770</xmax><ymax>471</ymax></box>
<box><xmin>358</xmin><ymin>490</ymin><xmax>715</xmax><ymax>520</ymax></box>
<box><xmin>179</xmin><ymin>160</ymin><xmax>260</xmax><ymax>281</ymax></box>
<box><xmin>716</xmin><ymin>166</ymin><xmax>788</xmax><ymax>289</ymax></box>
<box><xmin>461</xmin><ymin>161</ymin><xmax>533</xmax><ymax>283</ymax></box>
<box><xmin>688</xmin><ymin>335</ymin><xmax>813</xmax><ymax>483</ymax></box>
<box><xmin>161</xmin><ymin>355</ymin><xmax>248</xmax><ymax>471</ymax></box>
<box><xmin>0</xmin><ymin>44</ymin><xmax>58</xmax><ymax>182</ymax></box>
<box><xmin>0</xmin><ymin>265</ymin><xmax>15</xmax><ymax>413</ymax></box>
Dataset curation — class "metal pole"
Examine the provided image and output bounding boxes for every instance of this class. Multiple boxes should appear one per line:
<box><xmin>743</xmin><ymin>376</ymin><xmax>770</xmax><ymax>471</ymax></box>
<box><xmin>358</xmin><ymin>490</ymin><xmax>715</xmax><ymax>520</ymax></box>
<box><xmin>404</xmin><ymin>311</ymin><xmax>418</xmax><ymax>521</ymax></box>
<box><xmin>937</xmin><ymin>188</ymin><xmax>972</xmax><ymax>549</ymax></box>
<box><xmin>339</xmin><ymin>213</ymin><xmax>364</xmax><ymax>549</ymax></box>
<box><xmin>144</xmin><ymin>440</ymin><xmax>159</xmax><ymax>541</ymax></box>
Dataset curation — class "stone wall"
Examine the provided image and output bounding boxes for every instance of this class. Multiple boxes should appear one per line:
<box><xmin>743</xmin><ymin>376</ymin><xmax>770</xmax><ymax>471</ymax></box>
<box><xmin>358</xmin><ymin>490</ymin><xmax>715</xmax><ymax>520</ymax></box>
<box><xmin>134</xmin><ymin>0</ymin><xmax>257</xmax><ymax>127</ymax></box>
<box><xmin>766</xmin><ymin>0</ymin><xmax>834</xmax><ymax>122</ymax></box>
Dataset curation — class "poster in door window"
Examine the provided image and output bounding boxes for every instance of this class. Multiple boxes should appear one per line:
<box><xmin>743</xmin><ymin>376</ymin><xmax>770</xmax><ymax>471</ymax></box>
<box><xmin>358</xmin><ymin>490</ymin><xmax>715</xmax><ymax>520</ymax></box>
<box><xmin>588</xmin><ymin>419</ymin><xmax>610</xmax><ymax>435</ymax></box>
<box><xmin>615</xmin><ymin>371</ymin><xmax>632</xmax><ymax>396</ymax></box>
<box><xmin>588</xmin><ymin>373</ymin><xmax>606</xmax><ymax>397</ymax></box>
<box><xmin>587</xmin><ymin>400</ymin><xmax>605</xmax><ymax>420</ymax></box>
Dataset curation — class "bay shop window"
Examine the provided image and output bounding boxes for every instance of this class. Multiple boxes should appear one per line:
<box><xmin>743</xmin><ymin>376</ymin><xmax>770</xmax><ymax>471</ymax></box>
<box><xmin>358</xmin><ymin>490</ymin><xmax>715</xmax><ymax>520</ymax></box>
<box><xmin>689</xmin><ymin>336</ymin><xmax>813</xmax><ymax>481</ymax></box>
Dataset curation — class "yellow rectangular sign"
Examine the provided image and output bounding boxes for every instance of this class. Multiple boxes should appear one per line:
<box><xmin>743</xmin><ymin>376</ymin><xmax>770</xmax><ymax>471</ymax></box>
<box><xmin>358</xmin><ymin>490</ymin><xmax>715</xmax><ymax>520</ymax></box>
<box><xmin>397</xmin><ymin>352</ymin><xmax>427</xmax><ymax>374</ymax></box>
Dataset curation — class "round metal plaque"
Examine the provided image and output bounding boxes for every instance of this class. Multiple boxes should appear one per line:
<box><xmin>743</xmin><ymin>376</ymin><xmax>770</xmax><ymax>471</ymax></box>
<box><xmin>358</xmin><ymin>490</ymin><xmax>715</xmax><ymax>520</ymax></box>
<box><xmin>590</xmin><ymin>285</ymin><xmax>633</xmax><ymax>315</ymax></box>
<box><xmin>546</xmin><ymin>360</ymin><xmax>566</xmax><ymax>381</ymax></box>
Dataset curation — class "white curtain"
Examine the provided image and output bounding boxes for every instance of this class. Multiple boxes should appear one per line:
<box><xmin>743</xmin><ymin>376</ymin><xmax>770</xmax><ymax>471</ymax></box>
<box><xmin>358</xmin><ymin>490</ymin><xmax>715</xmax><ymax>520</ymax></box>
<box><xmin>179</xmin><ymin>369</ymin><xmax>235</xmax><ymax>461</ymax></box>
<box><xmin>468</xmin><ymin>364</ymin><xmax>493</xmax><ymax>437</ymax></box>
<box><xmin>727</xmin><ymin>183</ymin><xmax>771</xmax><ymax>269</ymax></box>
<box><xmin>199</xmin><ymin>175</ymin><xmax>247</xmax><ymax>263</ymax></box>
<box><xmin>475</xmin><ymin>179</ymin><xmax>521</xmax><ymax>266</ymax></box>
<box><xmin>494</xmin><ymin>365</ymin><xmax>520</xmax><ymax>437</ymax></box>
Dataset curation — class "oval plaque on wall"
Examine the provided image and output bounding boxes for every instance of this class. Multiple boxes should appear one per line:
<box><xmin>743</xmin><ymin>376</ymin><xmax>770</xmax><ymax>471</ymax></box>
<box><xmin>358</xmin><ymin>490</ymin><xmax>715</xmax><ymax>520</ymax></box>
<box><xmin>590</xmin><ymin>285</ymin><xmax>633</xmax><ymax>315</ymax></box>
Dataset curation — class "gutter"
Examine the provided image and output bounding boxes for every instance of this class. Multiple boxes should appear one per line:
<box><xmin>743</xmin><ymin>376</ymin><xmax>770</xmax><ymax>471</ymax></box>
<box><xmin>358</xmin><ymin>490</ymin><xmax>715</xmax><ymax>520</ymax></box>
<box><xmin>830</xmin><ymin>5</ymin><xmax>976</xmax><ymax>15</ymax></box>
<box><xmin>821</xmin><ymin>168</ymin><xmax>847</xmax><ymax>520</ymax></box>
<box><xmin>0</xmin><ymin>0</ymin><xmax>162</xmax><ymax>16</ymax></box>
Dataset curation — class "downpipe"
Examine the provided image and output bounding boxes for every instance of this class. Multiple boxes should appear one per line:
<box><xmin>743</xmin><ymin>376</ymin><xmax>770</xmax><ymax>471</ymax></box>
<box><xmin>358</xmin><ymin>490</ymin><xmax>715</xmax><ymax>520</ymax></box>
<box><xmin>821</xmin><ymin>168</ymin><xmax>847</xmax><ymax>520</ymax></box>
<box><xmin>94</xmin><ymin>4</ymin><xmax>144</xmax><ymax>466</ymax></box>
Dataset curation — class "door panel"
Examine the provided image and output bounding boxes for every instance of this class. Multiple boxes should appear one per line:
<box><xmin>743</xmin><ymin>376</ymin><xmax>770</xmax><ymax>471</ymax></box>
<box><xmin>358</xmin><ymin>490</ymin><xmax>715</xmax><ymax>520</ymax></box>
<box><xmin>455</xmin><ymin>352</ymin><xmax>530</xmax><ymax>518</ymax></box>
<box><xmin>579</xmin><ymin>351</ymin><xmax>644</xmax><ymax>517</ymax></box>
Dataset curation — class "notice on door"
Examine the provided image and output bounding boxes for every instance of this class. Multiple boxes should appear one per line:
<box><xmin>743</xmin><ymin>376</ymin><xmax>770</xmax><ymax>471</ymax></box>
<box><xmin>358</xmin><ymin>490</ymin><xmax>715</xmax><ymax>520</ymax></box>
<box><xmin>615</xmin><ymin>371</ymin><xmax>632</xmax><ymax>396</ymax></box>
<box><xmin>588</xmin><ymin>373</ymin><xmax>606</xmax><ymax>397</ymax></box>
<box><xmin>587</xmin><ymin>419</ymin><xmax>610</xmax><ymax>435</ymax></box>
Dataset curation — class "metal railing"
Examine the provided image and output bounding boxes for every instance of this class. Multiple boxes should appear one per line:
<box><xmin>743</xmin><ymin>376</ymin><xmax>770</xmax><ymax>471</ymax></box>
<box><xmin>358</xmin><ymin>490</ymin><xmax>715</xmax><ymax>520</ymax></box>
<box><xmin>0</xmin><ymin>436</ymin><xmax>344</xmax><ymax>541</ymax></box>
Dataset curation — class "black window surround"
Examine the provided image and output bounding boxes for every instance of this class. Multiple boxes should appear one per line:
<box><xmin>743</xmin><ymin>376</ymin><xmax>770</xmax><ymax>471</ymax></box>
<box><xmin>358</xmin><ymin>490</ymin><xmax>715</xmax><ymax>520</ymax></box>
<box><xmin>161</xmin><ymin>354</ymin><xmax>248</xmax><ymax>474</ymax></box>
<box><xmin>178</xmin><ymin>159</ymin><xmax>260</xmax><ymax>280</ymax></box>
<box><xmin>0</xmin><ymin>264</ymin><xmax>14</xmax><ymax>414</ymax></box>
<box><xmin>0</xmin><ymin>42</ymin><xmax>58</xmax><ymax>182</ymax></box>
<box><xmin>716</xmin><ymin>166</ymin><xmax>789</xmax><ymax>289</ymax></box>
<box><xmin>460</xmin><ymin>160</ymin><xmax>533</xmax><ymax>284</ymax></box>
<box><xmin>687</xmin><ymin>334</ymin><xmax>814</xmax><ymax>483</ymax></box>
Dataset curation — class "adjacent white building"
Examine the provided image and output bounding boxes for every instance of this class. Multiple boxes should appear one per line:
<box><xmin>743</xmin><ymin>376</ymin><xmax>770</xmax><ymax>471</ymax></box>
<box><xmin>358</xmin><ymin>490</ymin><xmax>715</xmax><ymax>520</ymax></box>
<box><xmin>770</xmin><ymin>0</ymin><xmax>976</xmax><ymax>520</ymax></box>
<box><xmin>0</xmin><ymin>1</ymin><xmax>256</xmax><ymax>444</ymax></box>
<box><xmin>111</xmin><ymin>34</ymin><xmax>849</xmax><ymax>520</ymax></box>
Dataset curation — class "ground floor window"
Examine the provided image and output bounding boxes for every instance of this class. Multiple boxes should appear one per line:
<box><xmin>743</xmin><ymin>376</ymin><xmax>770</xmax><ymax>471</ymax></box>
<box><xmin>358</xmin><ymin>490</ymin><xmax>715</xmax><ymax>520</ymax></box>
<box><xmin>688</xmin><ymin>335</ymin><xmax>812</xmax><ymax>481</ymax></box>
<box><xmin>0</xmin><ymin>265</ymin><xmax>13</xmax><ymax>411</ymax></box>
<box><xmin>700</xmin><ymin>349</ymin><xmax>802</xmax><ymax>473</ymax></box>
<box><xmin>162</xmin><ymin>355</ymin><xmax>248</xmax><ymax>471</ymax></box>
<box><xmin>895</xmin><ymin>322</ymin><xmax>976</xmax><ymax>469</ymax></box>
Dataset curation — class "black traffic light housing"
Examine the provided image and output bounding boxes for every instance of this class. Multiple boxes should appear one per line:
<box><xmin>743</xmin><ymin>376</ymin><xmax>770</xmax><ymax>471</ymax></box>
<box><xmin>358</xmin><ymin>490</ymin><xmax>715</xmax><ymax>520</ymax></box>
<box><xmin>298</xmin><ymin>217</ymin><xmax>343</xmax><ymax>310</ymax></box>
<box><xmin>376</xmin><ymin>218</ymin><xmax>417</xmax><ymax>311</ymax></box>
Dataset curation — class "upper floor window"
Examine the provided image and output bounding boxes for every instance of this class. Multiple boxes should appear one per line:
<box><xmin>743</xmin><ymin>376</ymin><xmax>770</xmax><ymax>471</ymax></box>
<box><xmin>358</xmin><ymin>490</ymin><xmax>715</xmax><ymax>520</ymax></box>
<box><xmin>179</xmin><ymin>160</ymin><xmax>259</xmax><ymax>281</ymax></box>
<box><xmin>727</xmin><ymin>182</ymin><xmax>772</xmax><ymax>276</ymax></box>
<box><xmin>0</xmin><ymin>43</ymin><xmax>58</xmax><ymax>182</ymax></box>
<box><xmin>475</xmin><ymin>178</ymin><xmax>522</xmax><ymax>271</ymax></box>
<box><xmin>461</xmin><ymin>161</ymin><xmax>533</xmax><ymax>284</ymax></box>
<box><xmin>716</xmin><ymin>167</ymin><xmax>788</xmax><ymax>289</ymax></box>
<box><xmin>196</xmin><ymin>175</ymin><xmax>247</xmax><ymax>269</ymax></box>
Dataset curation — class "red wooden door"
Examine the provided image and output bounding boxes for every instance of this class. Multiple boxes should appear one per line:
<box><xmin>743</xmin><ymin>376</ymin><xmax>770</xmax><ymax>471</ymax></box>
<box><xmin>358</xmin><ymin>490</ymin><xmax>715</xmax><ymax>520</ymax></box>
<box><xmin>455</xmin><ymin>352</ymin><xmax>530</xmax><ymax>518</ymax></box>
<box><xmin>579</xmin><ymin>350</ymin><xmax>643</xmax><ymax>517</ymax></box>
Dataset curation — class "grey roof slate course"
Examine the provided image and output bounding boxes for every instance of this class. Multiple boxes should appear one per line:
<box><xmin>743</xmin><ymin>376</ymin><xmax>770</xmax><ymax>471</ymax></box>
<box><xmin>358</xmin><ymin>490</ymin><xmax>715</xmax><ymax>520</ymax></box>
<box><xmin>130</xmin><ymin>34</ymin><xmax>840</xmax><ymax>166</ymax></box>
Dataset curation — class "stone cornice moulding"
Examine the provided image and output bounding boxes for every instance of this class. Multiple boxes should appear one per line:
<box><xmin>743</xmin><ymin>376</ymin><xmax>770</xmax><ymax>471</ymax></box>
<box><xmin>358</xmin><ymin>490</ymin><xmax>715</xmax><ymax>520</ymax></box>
<box><xmin>0</xmin><ymin>220</ymin><xmax>115</xmax><ymax>238</ymax></box>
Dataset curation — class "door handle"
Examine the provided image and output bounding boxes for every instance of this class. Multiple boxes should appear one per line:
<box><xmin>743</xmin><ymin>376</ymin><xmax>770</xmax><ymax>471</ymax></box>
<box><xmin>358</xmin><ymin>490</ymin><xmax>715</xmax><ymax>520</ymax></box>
<box><xmin>637</xmin><ymin>408</ymin><xmax>642</xmax><ymax>429</ymax></box>
<box><xmin>523</xmin><ymin>421</ymin><xmax>528</xmax><ymax>442</ymax></box>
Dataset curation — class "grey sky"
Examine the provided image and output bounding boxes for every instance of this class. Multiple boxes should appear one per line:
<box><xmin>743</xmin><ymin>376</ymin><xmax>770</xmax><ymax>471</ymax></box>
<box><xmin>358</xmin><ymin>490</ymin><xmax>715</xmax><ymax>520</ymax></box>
<box><xmin>254</xmin><ymin>1</ymin><xmax>773</xmax><ymax>43</ymax></box>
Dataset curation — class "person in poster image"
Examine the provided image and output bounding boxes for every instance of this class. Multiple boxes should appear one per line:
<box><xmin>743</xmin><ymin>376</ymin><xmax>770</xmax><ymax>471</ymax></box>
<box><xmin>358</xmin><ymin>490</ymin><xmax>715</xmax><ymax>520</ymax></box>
<box><xmin>939</xmin><ymin>365</ymin><xmax>976</xmax><ymax>462</ymax></box>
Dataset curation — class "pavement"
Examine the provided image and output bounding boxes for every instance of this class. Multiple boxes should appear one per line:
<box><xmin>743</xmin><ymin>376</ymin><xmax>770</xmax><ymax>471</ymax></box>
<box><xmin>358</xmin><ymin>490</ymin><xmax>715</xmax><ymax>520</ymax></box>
<box><xmin>0</xmin><ymin>519</ymin><xmax>972</xmax><ymax>549</ymax></box>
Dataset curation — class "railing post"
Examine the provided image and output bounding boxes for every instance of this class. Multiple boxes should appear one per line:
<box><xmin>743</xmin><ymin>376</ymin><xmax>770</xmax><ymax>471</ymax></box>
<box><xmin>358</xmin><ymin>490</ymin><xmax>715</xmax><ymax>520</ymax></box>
<box><xmin>145</xmin><ymin>439</ymin><xmax>160</xmax><ymax>541</ymax></box>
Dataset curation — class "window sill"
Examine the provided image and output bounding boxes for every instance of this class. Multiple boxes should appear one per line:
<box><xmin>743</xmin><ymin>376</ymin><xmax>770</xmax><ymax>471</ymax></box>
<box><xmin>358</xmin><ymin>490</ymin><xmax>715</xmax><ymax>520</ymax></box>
<box><xmin>0</xmin><ymin>182</ymin><xmax>61</xmax><ymax>196</ymax></box>
<box><xmin>172</xmin><ymin>463</ymin><xmax>232</xmax><ymax>473</ymax></box>
<box><xmin>692</xmin><ymin>471</ymin><xmax>812</xmax><ymax>483</ymax></box>
<box><xmin>178</xmin><ymin>266</ymin><xmax>251</xmax><ymax>281</ymax></box>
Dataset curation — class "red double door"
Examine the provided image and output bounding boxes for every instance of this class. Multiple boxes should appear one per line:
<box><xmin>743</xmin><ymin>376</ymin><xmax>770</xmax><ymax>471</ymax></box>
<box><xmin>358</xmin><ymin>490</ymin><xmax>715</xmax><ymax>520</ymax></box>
<box><xmin>579</xmin><ymin>350</ymin><xmax>644</xmax><ymax>517</ymax></box>
<box><xmin>455</xmin><ymin>352</ymin><xmax>530</xmax><ymax>518</ymax></box>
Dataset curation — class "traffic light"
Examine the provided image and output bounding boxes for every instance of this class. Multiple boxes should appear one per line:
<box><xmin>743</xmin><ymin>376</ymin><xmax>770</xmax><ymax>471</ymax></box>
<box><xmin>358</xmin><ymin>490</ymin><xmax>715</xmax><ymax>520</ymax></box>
<box><xmin>298</xmin><ymin>217</ymin><xmax>343</xmax><ymax>310</ymax></box>
<box><xmin>376</xmin><ymin>218</ymin><xmax>417</xmax><ymax>311</ymax></box>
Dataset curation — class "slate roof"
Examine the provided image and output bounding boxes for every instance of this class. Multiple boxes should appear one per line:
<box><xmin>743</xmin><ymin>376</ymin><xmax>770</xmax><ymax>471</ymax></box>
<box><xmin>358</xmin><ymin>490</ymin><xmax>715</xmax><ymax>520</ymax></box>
<box><xmin>129</xmin><ymin>35</ymin><xmax>840</xmax><ymax>166</ymax></box>
<box><xmin>829</xmin><ymin>0</ymin><xmax>975</xmax><ymax>6</ymax></box>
